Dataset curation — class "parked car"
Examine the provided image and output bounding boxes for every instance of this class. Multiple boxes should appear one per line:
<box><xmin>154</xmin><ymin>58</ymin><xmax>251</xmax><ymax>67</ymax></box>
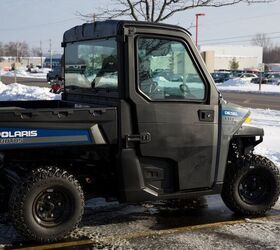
<box><xmin>230</xmin><ymin>70</ymin><xmax>244</xmax><ymax>77</ymax></box>
<box><xmin>46</xmin><ymin>67</ymin><xmax>63</xmax><ymax>82</ymax></box>
<box><xmin>251</xmin><ymin>72</ymin><xmax>271</xmax><ymax>84</ymax></box>
<box><xmin>238</xmin><ymin>73</ymin><xmax>258</xmax><ymax>81</ymax></box>
<box><xmin>267</xmin><ymin>73</ymin><xmax>280</xmax><ymax>85</ymax></box>
<box><xmin>211</xmin><ymin>72</ymin><xmax>233</xmax><ymax>83</ymax></box>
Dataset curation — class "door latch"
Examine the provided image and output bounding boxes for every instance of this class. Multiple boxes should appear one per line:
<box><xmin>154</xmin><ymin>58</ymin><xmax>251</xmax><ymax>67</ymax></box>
<box><xmin>198</xmin><ymin>110</ymin><xmax>214</xmax><ymax>122</ymax></box>
<box><xmin>125</xmin><ymin>132</ymin><xmax>151</xmax><ymax>148</ymax></box>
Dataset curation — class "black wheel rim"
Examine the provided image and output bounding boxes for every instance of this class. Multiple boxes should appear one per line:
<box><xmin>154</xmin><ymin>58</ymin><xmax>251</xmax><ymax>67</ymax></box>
<box><xmin>32</xmin><ymin>186</ymin><xmax>74</xmax><ymax>228</ymax></box>
<box><xmin>238</xmin><ymin>172</ymin><xmax>270</xmax><ymax>205</ymax></box>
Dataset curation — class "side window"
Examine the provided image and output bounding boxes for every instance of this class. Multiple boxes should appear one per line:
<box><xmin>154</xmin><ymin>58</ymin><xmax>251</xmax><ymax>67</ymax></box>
<box><xmin>137</xmin><ymin>37</ymin><xmax>206</xmax><ymax>101</ymax></box>
<box><xmin>65</xmin><ymin>38</ymin><xmax>118</xmax><ymax>90</ymax></box>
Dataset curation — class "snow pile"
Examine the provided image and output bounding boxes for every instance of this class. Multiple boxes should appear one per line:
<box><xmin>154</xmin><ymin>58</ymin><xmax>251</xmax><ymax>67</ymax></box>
<box><xmin>0</xmin><ymin>81</ymin><xmax>60</xmax><ymax>101</ymax></box>
<box><xmin>223</xmin><ymin>78</ymin><xmax>252</xmax><ymax>86</ymax></box>
<box><xmin>251</xmin><ymin>108</ymin><xmax>280</xmax><ymax>166</ymax></box>
<box><xmin>216</xmin><ymin>78</ymin><xmax>280</xmax><ymax>94</ymax></box>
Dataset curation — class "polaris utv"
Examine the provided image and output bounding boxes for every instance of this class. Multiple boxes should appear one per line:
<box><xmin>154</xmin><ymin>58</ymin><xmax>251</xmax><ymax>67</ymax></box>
<box><xmin>0</xmin><ymin>20</ymin><xmax>279</xmax><ymax>243</ymax></box>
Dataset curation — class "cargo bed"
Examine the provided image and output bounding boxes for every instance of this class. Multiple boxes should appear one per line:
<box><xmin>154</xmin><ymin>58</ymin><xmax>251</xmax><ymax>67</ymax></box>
<box><xmin>0</xmin><ymin>100</ymin><xmax>118</xmax><ymax>150</ymax></box>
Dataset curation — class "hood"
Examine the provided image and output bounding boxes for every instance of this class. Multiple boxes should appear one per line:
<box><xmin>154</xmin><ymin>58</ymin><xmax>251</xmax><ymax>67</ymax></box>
<box><xmin>221</xmin><ymin>102</ymin><xmax>250</xmax><ymax>136</ymax></box>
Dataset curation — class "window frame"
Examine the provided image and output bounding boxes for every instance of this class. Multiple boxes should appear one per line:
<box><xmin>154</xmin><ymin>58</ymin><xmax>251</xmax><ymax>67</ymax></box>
<box><xmin>135</xmin><ymin>35</ymin><xmax>209</xmax><ymax>103</ymax></box>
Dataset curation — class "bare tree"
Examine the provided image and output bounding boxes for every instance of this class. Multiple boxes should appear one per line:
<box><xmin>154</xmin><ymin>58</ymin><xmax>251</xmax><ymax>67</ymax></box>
<box><xmin>4</xmin><ymin>42</ymin><xmax>17</xmax><ymax>57</ymax></box>
<box><xmin>251</xmin><ymin>33</ymin><xmax>273</xmax><ymax>50</ymax></box>
<box><xmin>3</xmin><ymin>41</ymin><xmax>30</xmax><ymax>59</ymax></box>
<box><xmin>3</xmin><ymin>41</ymin><xmax>30</xmax><ymax>63</ymax></box>
<box><xmin>250</xmin><ymin>34</ymin><xmax>280</xmax><ymax>63</ymax></box>
<box><xmin>31</xmin><ymin>47</ymin><xmax>42</xmax><ymax>57</ymax></box>
<box><xmin>263</xmin><ymin>46</ymin><xmax>280</xmax><ymax>63</ymax></box>
<box><xmin>80</xmin><ymin>0</ymin><xmax>274</xmax><ymax>23</ymax></box>
<box><xmin>0</xmin><ymin>42</ymin><xmax>4</xmax><ymax>56</ymax></box>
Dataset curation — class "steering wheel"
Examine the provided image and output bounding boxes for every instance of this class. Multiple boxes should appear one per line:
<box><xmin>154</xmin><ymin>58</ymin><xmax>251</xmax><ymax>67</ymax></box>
<box><xmin>179</xmin><ymin>83</ymin><xmax>191</xmax><ymax>95</ymax></box>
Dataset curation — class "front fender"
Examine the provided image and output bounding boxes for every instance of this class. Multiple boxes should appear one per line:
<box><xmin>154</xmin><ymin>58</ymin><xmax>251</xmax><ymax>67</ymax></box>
<box><xmin>234</xmin><ymin>125</ymin><xmax>264</xmax><ymax>137</ymax></box>
<box><xmin>233</xmin><ymin>125</ymin><xmax>264</xmax><ymax>154</ymax></box>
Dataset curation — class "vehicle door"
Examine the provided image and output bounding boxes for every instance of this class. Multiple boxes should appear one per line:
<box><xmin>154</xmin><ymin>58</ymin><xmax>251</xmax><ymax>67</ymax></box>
<box><xmin>126</xmin><ymin>28</ymin><xmax>219</xmax><ymax>191</ymax></box>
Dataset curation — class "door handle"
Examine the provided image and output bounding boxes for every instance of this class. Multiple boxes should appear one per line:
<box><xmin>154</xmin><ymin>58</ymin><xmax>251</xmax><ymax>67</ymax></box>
<box><xmin>198</xmin><ymin>110</ymin><xmax>214</xmax><ymax>122</ymax></box>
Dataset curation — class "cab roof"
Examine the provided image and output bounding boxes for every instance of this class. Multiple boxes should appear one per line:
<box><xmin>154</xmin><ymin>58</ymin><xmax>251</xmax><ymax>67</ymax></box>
<box><xmin>63</xmin><ymin>20</ymin><xmax>190</xmax><ymax>44</ymax></box>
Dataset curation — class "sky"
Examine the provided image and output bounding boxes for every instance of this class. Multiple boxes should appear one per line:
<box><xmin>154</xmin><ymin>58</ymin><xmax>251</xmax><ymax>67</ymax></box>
<box><xmin>0</xmin><ymin>0</ymin><xmax>280</xmax><ymax>55</ymax></box>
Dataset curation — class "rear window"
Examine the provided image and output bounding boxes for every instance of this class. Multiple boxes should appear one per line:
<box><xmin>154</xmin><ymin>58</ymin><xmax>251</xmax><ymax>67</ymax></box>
<box><xmin>64</xmin><ymin>38</ymin><xmax>118</xmax><ymax>91</ymax></box>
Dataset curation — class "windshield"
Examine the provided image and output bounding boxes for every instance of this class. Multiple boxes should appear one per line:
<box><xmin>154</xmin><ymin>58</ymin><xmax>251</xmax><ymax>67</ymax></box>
<box><xmin>64</xmin><ymin>38</ymin><xmax>118</xmax><ymax>90</ymax></box>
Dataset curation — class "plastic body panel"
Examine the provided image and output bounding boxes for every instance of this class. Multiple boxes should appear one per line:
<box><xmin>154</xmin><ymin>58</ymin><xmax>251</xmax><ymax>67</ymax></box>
<box><xmin>0</xmin><ymin>101</ymin><xmax>118</xmax><ymax>150</ymax></box>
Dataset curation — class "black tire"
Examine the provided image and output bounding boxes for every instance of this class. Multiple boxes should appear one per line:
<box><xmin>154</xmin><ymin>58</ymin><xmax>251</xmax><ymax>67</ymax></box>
<box><xmin>221</xmin><ymin>154</ymin><xmax>280</xmax><ymax>215</ymax></box>
<box><xmin>9</xmin><ymin>167</ymin><xmax>84</xmax><ymax>242</ymax></box>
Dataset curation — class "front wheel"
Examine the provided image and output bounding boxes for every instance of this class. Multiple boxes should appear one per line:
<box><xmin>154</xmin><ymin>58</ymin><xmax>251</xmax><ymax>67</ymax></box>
<box><xmin>9</xmin><ymin>167</ymin><xmax>84</xmax><ymax>242</ymax></box>
<box><xmin>221</xmin><ymin>154</ymin><xmax>280</xmax><ymax>215</ymax></box>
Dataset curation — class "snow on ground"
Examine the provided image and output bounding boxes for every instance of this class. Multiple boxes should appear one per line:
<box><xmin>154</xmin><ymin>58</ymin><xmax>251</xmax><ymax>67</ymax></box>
<box><xmin>0</xmin><ymin>68</ymin><xmax>50</xmax><ymax>79</ymax></box>
<box><xmin>0</xmin><ymin>81</ymin><xmax>60</xmax><ymax>101</ymax></box>
<box><xmin>216</xmin><ymin>78</ymin><xmax>280</xmax><ymax>94</ymax></box>
<box><xmin>250</xmin><ymin>108</ymin><xmax>280</xmax><ymax>167</ymax></box>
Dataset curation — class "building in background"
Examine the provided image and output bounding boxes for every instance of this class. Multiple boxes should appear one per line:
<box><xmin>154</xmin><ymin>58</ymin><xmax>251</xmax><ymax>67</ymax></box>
<box><xmin>0</xmin><ymin>54</ymin><xmax>62</xmax><ymax>70</ymax></box>
<box><xmin>200</xmin><ymin>45</ymin><xmax>263</xmax><ymax>73</ymax></box>
<box><xmin>266</xmin><ymin>63</ymin><xmax>280</xmax><ymax>72</ymax></box>
<box><xmin>0</xmin><ymin>57</ymin><xmax>45</xmax><ymax>70</ymax></box>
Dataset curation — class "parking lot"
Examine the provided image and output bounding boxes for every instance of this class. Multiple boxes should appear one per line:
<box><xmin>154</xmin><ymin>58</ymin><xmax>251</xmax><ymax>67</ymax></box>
<box><xmin>0</xmin><ymin>77</ymin><xmax>279</xmax><ymax>249</ymax></box>
<box><xmin>0</xmin><ymin>195</ymin><xmax>280</xmax><ymax>249</ymax></box>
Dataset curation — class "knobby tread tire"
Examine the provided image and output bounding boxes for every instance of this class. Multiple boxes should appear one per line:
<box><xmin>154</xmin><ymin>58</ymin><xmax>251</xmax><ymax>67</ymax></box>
<box><xmin>221</xmin><ymin>154</ymin><xmax>280</xmax><ymax>215</ymax></box>
<box><xmin>9</xmin><ymin>166</ymin><xmax>84</xmax><ymax>243</ymax></box>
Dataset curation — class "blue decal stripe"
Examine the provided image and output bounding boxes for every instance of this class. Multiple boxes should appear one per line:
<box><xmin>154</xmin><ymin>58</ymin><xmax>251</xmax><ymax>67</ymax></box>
<box><xmin>0</xmin><ymin>128</ymin><xmax>93</xmax><ymax>147</ymax></box>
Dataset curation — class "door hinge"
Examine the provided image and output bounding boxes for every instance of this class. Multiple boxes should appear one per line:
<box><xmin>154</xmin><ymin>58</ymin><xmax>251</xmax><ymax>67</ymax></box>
<box><xmin>125</xmin><ymin>132</ymin><xmax>151</xmax><ymax>148</ymax></box>
<box><xmin>123</xmin><ymin>27</ymin><xmax>136</xmax><ymax>41</ymax></box>
<box><xmin>124</xmin><ymin>27</ymin><xmax>136</xmax><ymax>36</ymax></box>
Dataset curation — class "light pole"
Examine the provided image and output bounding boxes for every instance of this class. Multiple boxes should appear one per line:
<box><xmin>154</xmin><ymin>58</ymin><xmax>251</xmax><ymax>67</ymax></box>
<box><xmin>195</xmin><ymin>13</ymin><xmax>205</xmax><ymax>47</ymax></box>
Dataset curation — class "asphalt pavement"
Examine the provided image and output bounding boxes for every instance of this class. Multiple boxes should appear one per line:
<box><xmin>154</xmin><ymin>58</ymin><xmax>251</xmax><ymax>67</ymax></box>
<box><xmin>1</xmin><ymin>196</ymin><xmax>280</xmax><ymax>249</ymax></box>
<box><xmin>221</xmin><ymin>91</ymin><xmax>280</xmax><ymax>111</ymax></box>
<box><xmin>0</xmin><ymin>76</ymin><xmax>48</xmax><ymax>88</ymax></box>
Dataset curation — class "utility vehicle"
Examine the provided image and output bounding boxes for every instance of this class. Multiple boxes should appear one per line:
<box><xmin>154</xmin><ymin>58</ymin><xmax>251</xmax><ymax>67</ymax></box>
<box><xmin>0</xmin><ymin>20</ymin><xmax>279</xmax><ymax>242</ymax></box>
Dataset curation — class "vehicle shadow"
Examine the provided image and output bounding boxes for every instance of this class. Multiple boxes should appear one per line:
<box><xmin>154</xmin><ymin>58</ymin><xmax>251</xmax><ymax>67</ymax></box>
<box><xmin>80</xmin><ymin>195</ymin><xmax>280</xmax><ymax>230</ymax></box>
<box><xmin>1</xmin><ymin>195</ymin><xmax>280</xmax><ymax>249</ymax></box>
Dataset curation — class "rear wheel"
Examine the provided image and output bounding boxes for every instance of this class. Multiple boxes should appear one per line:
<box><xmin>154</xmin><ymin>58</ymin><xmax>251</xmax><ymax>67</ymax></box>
<box><xmin>9</xmin><ymin>167</ymin><xmax>84</xmax><ymax>242</ymax></box>
<box><xmin>222</xmin><ymin>154</ymin><xmax>280</xmax><ymax>215</ymax></box>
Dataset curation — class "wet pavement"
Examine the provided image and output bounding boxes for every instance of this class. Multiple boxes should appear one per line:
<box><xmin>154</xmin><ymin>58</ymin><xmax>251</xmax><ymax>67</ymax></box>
<box><xmin>1</xmin><ymin>195</ymin><xmax>280</xmax><ymax>249</ymax></box>
<box><xmin>0</xmin><ymin>76</ymin><xmax>48</xmax><ymax>88</ymax></box>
